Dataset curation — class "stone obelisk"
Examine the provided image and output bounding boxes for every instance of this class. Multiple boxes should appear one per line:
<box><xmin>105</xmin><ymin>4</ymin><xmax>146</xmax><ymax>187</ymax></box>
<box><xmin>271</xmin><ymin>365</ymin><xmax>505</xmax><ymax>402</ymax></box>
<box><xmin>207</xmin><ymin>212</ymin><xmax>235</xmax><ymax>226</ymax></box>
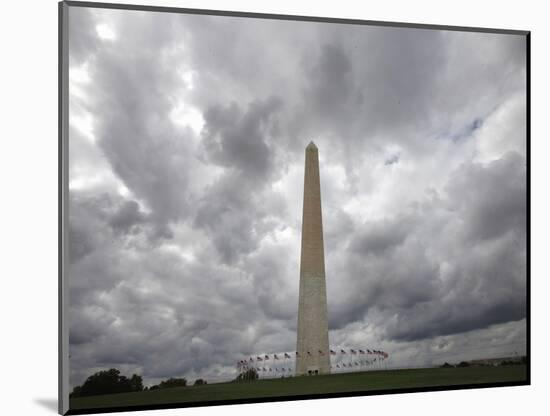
<box><xmin>296</xmin><ymin>141</ymin><xmax>331</xmax><ymax>376</ymax></box>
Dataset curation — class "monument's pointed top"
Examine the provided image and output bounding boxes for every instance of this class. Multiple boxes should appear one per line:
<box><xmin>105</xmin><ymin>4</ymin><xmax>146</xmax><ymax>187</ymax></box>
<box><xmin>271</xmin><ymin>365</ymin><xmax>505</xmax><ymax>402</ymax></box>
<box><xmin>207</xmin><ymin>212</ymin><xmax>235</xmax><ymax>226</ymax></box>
<box><xmin>306</xmin><ymin>141</ymin><xmax>317</xmax><ymax>150</ymax></box>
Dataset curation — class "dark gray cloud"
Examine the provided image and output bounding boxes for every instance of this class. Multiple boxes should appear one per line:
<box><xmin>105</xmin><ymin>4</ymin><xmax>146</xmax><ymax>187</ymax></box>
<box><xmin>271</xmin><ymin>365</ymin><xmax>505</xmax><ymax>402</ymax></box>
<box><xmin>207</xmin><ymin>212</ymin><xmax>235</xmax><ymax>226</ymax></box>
<box><xmin>75</xmin><ymin>10</ymin><xmax>197</xmax><ymax>241</ymax></box>
<box><xmin>108</xmin><ymin>200</ymin><xmax>146</xmax><ymax>235</ymax></box>
<box><xmin>194</xmin><ymin>97</ymin><xmax>286</xmax><ymax>263</ymax></box>
<box><xmin>200</xmin><ymin>98</ymin><xmax>282</xmax><ymax>180</ymax></box>
<box><xmin>446</xmin><ymin>151</ymin><xmax>527</xmax><ymax>242</ymax></box>
<box><xmin>384</xmin><ymin>153</ymin><xmax>400</xmax><ymax>165</ymax></box>
<box><xmin>193</xmin><ymin>172</ymin><xmax>264</xmax><ymax>264</ymax></box>
<box><xmin>349</xmin><ymin>216</ymin><xmax>410</xmax><ymax>255</ymax></box>
<box><xmin>67</xmin><ymin>5</ymin><xmax>527</xmax><ymax>387</ymax></box>
<box><xmin>327</xmin><ymin>151</ymin><xmax>526</xmax><ymax>342</ymax></box>
<box><xmin>306</xmin><ymin>43</ymin><xmax>355</xmax><ymax>126</ymax></box>
<box><xmin>68</xmin><ymin>6</ymin><xmax>100</xmax><ymax>65</ymax></box>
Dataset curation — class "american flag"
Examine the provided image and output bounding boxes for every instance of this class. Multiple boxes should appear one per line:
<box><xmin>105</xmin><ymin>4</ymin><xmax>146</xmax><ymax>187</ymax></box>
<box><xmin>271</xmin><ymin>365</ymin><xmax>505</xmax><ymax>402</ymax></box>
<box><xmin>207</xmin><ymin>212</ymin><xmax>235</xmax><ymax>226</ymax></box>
<box><xmin>284</xmin><ymin>353</ymin><xmax>291</xmax><ymax>359</ymax></box>
<box><xmin>341</xmin><ymin>349</ymin><xmax>346</xmax><ymax>354</ymax></box>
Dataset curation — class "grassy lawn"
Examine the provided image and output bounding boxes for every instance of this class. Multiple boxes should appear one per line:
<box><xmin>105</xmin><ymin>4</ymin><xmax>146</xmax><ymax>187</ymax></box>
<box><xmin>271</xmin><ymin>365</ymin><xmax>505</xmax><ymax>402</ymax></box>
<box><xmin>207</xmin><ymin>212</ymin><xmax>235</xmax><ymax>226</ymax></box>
<box><xmin>70</xmin><ymin>365</ymin><xmax>527</xmax><ymax>412</ymax></box>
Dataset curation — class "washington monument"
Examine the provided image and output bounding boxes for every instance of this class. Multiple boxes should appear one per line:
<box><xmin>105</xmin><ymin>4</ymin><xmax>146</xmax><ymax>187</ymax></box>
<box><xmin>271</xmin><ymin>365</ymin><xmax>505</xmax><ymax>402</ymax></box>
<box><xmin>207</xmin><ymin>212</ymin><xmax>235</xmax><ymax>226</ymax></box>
<box><xmin>296</xmin><ymin>141</ymin><xmax>331</xmax><ymax>376</ymax></box>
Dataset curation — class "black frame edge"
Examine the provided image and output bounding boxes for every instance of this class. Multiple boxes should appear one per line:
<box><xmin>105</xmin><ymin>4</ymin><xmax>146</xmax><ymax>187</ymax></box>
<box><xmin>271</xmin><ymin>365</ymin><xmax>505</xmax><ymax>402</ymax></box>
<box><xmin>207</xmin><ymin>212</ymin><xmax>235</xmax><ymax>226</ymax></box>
<box><xmin>63</xmin><ymin>0</ymin><xmax>529</xmax><ymax>35</ymax></box>
<box><xmin>66</xmin><ymin>379</ymin><xmax>530</xmax><ymax>415</ymax></box>
<box><xmin>59</xmin><ymin>1</ymin><xmax>70</xmax><ymax>415</ymax></box>
<box><xmin>525</xmin><ymin>31</ymin><xmax>531</xmax><ymax>385</ymax></box>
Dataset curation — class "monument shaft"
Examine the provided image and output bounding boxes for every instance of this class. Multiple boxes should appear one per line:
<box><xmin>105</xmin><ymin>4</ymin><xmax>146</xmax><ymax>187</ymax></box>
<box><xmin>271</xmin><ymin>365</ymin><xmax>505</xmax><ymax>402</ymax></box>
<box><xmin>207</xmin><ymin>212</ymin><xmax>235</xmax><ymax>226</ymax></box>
<box><xmin>296</xmin><ymin>142</ymin><xmax>331</xmax><ymax>375</ymax></box>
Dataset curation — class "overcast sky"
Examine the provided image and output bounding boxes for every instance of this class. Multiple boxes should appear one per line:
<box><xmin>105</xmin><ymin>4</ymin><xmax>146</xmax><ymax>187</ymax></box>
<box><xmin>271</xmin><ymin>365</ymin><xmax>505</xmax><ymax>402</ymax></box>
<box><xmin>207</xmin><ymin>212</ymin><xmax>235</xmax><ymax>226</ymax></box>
<box><xmin>67</xmin><ymin>5</ymin><xmax>527</xmax><ymax>387</ymax></box>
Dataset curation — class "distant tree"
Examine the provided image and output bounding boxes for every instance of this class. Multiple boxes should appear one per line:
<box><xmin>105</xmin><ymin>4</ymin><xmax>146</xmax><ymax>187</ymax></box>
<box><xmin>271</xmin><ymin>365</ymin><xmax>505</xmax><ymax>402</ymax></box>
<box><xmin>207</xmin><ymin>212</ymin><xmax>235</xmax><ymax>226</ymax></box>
<box><xmin>130</xmin><ymin>374</ymin><xmax>144</xmax><ymax>391</ymax></box>
<box><xmin>148</xmin><ymin>377</ymin><xmax>188</xmax><ymax>390</ymax></box>
<box><xmin>234</xmin><ymin>368</ymin><xmax>258</xmax><ymax>382</ymax></box>
<box><xmin>194</xmin><ymin>379</ymin><xmax>206</xmax><ymax>386</ymax></box>
<box><xmin>69</xmin><ymin>385</ymin><xmax>82</xmax><ymax>398</ymax></box>
<box><xmin>160</xmin><ymin>378</ymin><xmax>187</xmax><ymax>388</ymax></box>
<box><xmin>521</xmin><ymin>356</ymin><xmax>527</xmax><ymax>365</ymax></box>
<box><xmin>440</xmin><ymin>362</ymin><xmax>453</xmax><ymax>368</ymax></box>
<box><xmin>70</xmin><ymin>368</ymin><xmax>144</xmax><ymax>397</ymax></box>
<box><xmin>457</xmin><ymin>361</ymin><xmax>470</xmax><ymax>367</ymax></box>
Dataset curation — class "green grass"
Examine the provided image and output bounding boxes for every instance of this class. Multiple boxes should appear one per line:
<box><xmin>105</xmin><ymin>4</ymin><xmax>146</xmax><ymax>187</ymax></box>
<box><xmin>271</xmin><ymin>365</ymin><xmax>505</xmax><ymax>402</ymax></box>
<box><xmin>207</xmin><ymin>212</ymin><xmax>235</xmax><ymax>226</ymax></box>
<box><xmin>70</xmin><ymin>365</ymin><xmax>527</xmax><ymax>411</ymax></box>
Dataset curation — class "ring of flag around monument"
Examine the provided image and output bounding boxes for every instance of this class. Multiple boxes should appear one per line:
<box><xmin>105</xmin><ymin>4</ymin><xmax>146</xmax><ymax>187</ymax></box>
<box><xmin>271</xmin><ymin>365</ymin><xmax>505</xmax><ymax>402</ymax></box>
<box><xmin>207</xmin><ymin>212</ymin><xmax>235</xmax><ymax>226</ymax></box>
<box><xmin>236</xmin><ymin>347</ymin><xmax>389</xmax><ymax>379</ymax></box>
<box><xmin>239</xmin><ymin>349</ymin><xmax>389</xmax><ymax>363</ymax></box>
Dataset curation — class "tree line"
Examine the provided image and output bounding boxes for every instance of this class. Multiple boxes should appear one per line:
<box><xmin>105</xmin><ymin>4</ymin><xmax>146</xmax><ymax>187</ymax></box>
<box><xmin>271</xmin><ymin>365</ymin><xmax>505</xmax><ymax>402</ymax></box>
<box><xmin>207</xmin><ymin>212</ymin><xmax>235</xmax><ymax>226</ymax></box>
<box><xmin>233</xmin><ymin>368</ymin><xmax>259</xmax><ymax>382</ymax></box>
<box><xmin>440</xmin><ymin>356</ymin><xmax>527</xmax><ymax>368</ymax></box>
<box><xmin>70</xmin><ymin>368</ymin><xmax>207</xmax><ymax>398</ymax></box>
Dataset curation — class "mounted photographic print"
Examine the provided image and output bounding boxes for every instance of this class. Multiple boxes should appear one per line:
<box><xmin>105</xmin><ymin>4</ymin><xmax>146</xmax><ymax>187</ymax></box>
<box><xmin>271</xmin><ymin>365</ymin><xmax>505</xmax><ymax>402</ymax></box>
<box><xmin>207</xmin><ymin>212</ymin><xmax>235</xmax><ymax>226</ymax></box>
<box><xmin>59</xmin><ymin>1</ymin><xmax>530</xmax><ymax>414</ymax></box>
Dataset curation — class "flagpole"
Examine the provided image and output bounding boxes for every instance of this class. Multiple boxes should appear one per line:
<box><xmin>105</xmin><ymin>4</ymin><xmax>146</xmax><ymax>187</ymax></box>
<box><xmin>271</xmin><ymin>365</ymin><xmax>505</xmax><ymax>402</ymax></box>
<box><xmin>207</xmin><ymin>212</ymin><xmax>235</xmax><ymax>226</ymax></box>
<box><xmin>283</xmin><ymin>352</ymin><xmax>291</xmax><ymax>376</ymax></box>
<box><xmin>283</xmin><ymin>352</ymin><xmax>290</xmax><ymax>376</ymax></box>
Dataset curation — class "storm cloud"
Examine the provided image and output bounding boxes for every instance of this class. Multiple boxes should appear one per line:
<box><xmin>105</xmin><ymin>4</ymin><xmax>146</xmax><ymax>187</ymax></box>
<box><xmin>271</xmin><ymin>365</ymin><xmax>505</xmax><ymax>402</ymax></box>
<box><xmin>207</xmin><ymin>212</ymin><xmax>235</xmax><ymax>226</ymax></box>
<box><xmin>67</xmin><ymin>6</ymin><xmax>527</xmax><ymax>387</ymax></box>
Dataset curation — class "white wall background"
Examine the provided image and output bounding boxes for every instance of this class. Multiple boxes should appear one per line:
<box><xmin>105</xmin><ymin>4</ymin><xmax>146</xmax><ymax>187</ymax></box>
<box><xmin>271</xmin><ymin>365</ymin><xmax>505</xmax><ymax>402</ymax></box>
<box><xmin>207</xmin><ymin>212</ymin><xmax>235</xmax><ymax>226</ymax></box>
<box><xmin>0</xmin><ymin>0</ymin><xmax>546</xmax><ymax>415</ymax></box>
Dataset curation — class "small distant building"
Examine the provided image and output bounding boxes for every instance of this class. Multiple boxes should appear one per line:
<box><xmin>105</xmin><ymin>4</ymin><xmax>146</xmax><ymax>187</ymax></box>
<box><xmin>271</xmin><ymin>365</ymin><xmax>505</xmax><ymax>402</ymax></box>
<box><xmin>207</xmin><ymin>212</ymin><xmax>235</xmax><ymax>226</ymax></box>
<box><xmin>467</xmin><ymin>356</ymin><xmax>524</xmax><ymax>366</ymax></box>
